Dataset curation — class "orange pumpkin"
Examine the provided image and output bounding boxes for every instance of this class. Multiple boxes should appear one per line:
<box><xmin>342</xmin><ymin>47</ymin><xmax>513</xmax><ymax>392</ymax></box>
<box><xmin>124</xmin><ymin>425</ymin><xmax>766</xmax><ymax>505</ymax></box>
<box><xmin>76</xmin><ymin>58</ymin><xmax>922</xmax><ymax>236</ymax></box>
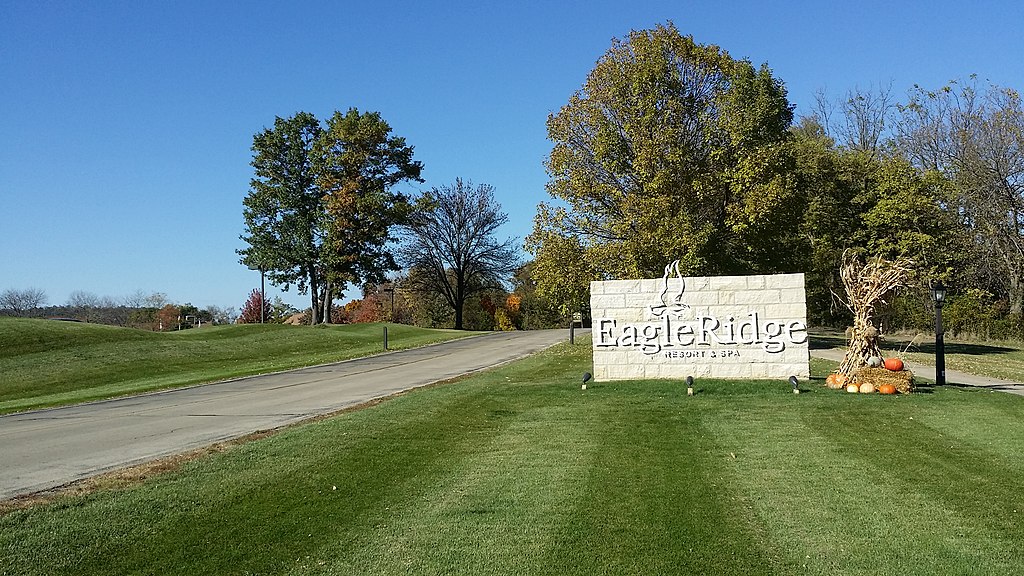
<box><xmin>883</xmin><ymin>357</ymin><xmax>904</xmax><ymax>371</ymax></box>
<box><xmin>878</xmin><ymin>384</ymin><xmax>897</xmax><ymax>395</ymax></box>
<box><xmin>827</xmin><ymin>373</ymin><xmax>847</xmax><ymax>389</ymax></box>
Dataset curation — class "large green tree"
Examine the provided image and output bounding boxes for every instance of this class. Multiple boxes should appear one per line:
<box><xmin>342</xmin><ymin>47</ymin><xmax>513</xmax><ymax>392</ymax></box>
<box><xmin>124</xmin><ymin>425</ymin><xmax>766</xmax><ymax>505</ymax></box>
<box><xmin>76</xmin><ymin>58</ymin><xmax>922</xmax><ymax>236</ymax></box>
<box><xmin>239</xmin><ymin>109</ymin><xmax>421</xmax><ymax>324</ymax></box>
<box><xmin>528</xmin><ymin>22</ymin><xmax>799</xmax><ymax>310</ymax></box>
<box><xmin>794</xmin><ymin>92</ymin><xmax>967</xmax><ymax>328</ymax></box>
<box><xmin>313</xmin><ymin>109</ymin><xmax>423</xmax><ymax>322</ymax></box>
<box><xmin>239</xmin><ymin>112</ymin><xmax>325</xmax><ymax>322</ymax></box>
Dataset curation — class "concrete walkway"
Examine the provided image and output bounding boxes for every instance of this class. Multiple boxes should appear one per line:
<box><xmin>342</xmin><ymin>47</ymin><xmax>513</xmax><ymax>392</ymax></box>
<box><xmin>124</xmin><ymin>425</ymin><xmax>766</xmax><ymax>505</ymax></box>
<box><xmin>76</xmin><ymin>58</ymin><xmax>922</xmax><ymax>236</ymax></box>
<box><xmin>810</xmin><ymin>348</ymin><xmax>1024</xmax><ymax>396</ymax></box>
<box><xmin>0</xmin><ymin>330</ymin><xmax>572</xmax><ymax>500</ymax></box>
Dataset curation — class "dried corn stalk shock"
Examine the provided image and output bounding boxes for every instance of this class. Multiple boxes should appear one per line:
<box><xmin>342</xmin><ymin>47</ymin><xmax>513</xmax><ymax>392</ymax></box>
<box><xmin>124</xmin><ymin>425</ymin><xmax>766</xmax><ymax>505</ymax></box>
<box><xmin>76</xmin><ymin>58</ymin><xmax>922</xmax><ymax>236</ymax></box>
<box><xmin>835</xmin><ymin>251</ymin><xmax>915</xmax><ymax>381</ymax></box>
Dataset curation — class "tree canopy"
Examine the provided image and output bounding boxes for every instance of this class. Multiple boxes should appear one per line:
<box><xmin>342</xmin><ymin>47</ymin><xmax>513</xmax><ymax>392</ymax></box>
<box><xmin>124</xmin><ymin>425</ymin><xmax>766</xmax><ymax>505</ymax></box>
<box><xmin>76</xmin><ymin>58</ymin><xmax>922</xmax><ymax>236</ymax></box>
<box><xmin>239</xmin><ymin>109</ymin><xmax>422</xmax><ymax>324</ymax></box>
<box><xmin>527</xmin><ymin>23</ymin><xmax>1024</xmax><ymax>338</ymax></box>
<box><xmin>529</xmin><ymin>22</ymin><xmax>799</xmax><ymax>309</ymax></box>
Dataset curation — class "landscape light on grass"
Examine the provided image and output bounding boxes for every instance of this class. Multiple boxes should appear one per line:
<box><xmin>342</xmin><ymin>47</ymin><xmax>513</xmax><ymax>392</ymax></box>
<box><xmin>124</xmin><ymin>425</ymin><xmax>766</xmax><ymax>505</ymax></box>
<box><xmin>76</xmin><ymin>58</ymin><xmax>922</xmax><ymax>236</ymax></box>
<box><xmin>582</xmin><ymin>372</ymin><xmax>591</xmax><ymax>390</ymax></box>
<box><xmin>790</xmin><ymin>375</ymin><xmax>800</xmax><ymax>394</ymax></box>
<box><xmin>686</xmin><ymin>375</ymin><xmax>694</xmax><ymax>396</ymax></box>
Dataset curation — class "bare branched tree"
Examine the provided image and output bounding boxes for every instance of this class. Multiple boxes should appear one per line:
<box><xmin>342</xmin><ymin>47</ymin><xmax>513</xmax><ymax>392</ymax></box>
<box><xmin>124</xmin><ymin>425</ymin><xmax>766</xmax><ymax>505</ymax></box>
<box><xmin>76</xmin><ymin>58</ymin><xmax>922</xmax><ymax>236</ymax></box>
<box><xmin>67</xmin><ymin>291</ymin><xmax>103</xmax><ymax>309</ymax></box>
<box><xmin>813</xmin><ymin>83</ymin><xmax>895</xmax><ymax>157</ymax></box>
<box><xmin>897</xmin><ymin>78</ymin><xmax>1024</xmax><ymax>313</ymax></box>
<box><xmin>400</xmin><ymin>179</ymin><xmax>520</xmax><ymax>330</ymax></box>
<box><xmin>0</xmin><ymin>287</ymin><xmax>48</xmax><ymax>316</ymax></box>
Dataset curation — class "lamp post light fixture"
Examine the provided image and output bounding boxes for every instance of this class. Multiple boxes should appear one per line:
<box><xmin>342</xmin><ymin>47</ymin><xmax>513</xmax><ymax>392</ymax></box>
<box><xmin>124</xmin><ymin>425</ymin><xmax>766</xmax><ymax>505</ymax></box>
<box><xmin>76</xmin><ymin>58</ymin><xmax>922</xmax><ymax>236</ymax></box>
<box><xmin>247</xmin><ymin>264</ymin><xmax>267</xmax><ymax>324</ymax></box>
<box><xmin>259</xmin><ymin>265</ymin><xmax>266</xmax><ymax>324</ymax></box>
<box><xmin>931</xmin><ymin>280</ymin><xmax>947</xmax><ymax>387</ymax></box>
<box><xmin>382</xmin><ymin>286</ymin><xmax>395</xmax><ymax>321</ymax></box>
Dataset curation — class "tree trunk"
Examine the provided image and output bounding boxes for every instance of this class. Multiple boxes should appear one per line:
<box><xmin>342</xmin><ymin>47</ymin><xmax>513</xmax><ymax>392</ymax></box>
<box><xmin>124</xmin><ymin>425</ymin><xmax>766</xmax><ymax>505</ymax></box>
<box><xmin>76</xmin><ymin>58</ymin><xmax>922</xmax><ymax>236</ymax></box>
<box><xmin>308</xmin><ymin>267</ymin><xmax>320</xmax><ymax>326</ymax></box>
<box><xmin>454</xmin><ymin>297</ymin><xmax>464</xmax><ymax>330</ymax></box>
<box><xmin>321</xmin><ymin>281</ymin><xmax>333</xmax><ymax>324</ymax></box>
<box><xmin>453</xmin><ymin>278</ymin><xmax>465</xmax><ymax>330</ymax></box>
<box><xmin>1009</xmin><ymin>273</ymin><xmax>1024</xmax><ymax>317</ymax></box>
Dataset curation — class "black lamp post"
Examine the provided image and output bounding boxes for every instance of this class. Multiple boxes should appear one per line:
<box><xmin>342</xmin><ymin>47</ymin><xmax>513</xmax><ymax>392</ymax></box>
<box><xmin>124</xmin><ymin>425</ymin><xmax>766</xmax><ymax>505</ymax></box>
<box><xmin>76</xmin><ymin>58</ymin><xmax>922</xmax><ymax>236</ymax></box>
<box><xmin>382</xmin><ymin>287</ymin><xmax>395</xmax><ymax>321</ymax></box>
<box><xmin>259</xmin><ymin>265</ymin><xmax>266</xmax><ymax>324</ymax></box>
<box><xmin>248</xmin><ymin>264</ymin><xmax>267</xmax><ymax>324</ymax></box>
<box><xmin>932</xmin><ymin>280</ymin><xmax>947</xmax><ymax>387</ymax></box>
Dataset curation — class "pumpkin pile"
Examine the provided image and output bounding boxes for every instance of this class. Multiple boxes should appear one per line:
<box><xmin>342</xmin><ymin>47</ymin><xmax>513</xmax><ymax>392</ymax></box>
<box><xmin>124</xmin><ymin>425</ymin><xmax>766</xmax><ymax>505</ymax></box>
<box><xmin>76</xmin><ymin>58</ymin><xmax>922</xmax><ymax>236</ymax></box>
<box><xmin>854</xmin><ymin>364</ymin><xmax>915</xmax><ymax>394</ymax></box>
<box><xmin>826</xmin><ymin>356</ymin><xmax>914</xmax><ymax>394</ymax></box>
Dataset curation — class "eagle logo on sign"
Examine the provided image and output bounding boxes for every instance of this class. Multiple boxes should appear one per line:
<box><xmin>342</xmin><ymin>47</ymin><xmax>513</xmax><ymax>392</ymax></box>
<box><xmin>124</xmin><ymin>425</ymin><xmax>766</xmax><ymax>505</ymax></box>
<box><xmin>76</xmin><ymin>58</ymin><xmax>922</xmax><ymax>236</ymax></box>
<box><xmin>649</xmin><ymin>260</ymin><xmax>689</xmax><ymax>318</ymax></box>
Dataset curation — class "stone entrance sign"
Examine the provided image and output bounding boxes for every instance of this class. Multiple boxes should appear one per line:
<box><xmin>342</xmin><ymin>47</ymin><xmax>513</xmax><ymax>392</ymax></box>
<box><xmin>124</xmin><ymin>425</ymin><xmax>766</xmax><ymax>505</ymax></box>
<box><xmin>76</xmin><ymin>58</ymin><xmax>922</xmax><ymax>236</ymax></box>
<box><xmin>590</xmin><ymin>262</ymin><xmax>809</xmax><ymax>381</ymax></box>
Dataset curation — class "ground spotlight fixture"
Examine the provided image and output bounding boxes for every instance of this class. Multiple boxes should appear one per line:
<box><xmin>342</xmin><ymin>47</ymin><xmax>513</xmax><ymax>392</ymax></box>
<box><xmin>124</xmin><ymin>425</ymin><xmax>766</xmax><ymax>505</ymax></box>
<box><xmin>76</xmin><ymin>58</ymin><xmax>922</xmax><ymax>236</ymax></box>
<box><xmin>582</xmin><ymin>372</ymin><xmax>592</xmax><ymax>390</ymax></box>
<box><xmin>686</xmin><ymin>375</ymin><xmax>694</xmax><ymax>397</ymax></box>
<box><xmin>789</xmin><ymin>375</ymin><xmax>800</xmax><ymax>394</ymax></box>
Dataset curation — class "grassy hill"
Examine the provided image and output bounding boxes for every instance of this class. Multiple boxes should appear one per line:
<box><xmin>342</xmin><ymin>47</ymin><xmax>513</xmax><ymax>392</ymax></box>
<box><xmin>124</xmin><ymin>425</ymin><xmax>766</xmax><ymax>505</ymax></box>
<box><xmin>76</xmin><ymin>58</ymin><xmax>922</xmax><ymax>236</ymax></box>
<box><xmin>0</xmin><ymin>318</ymin><xmax>475</xmax><ymax>414</ymax></box>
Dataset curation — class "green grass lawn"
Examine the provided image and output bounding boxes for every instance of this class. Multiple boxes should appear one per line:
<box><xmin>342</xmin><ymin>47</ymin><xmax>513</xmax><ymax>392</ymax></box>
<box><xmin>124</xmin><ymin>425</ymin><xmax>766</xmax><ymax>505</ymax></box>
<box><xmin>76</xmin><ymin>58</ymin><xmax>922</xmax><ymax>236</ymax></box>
<box><xmin>2</xmin><ymin>340</ymin><xmax>1023</xmax><ymax>575</ymax></box>
<box><xmin>0</xmin><ymin>318</ymin><xmax>475</xmax><ymax>414</ymax></box>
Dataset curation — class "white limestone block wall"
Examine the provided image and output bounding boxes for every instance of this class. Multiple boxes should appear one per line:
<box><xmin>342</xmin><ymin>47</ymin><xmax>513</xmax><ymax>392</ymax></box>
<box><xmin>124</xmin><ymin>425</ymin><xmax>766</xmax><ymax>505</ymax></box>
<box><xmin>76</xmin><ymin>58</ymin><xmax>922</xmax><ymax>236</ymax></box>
<box><xmin>590</xmin><ymin>273</ymin><xmax>809</xmax><ymax>381</ymax></box>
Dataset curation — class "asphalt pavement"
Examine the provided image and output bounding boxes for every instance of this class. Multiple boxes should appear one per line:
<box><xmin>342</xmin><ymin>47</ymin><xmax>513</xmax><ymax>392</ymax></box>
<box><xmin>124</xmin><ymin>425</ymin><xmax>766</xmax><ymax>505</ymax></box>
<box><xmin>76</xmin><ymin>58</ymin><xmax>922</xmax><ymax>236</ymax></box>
<box><xmin>0</xmin><ymin>329</ymin><xmax>573</xmax><ymax>500</ymax></box>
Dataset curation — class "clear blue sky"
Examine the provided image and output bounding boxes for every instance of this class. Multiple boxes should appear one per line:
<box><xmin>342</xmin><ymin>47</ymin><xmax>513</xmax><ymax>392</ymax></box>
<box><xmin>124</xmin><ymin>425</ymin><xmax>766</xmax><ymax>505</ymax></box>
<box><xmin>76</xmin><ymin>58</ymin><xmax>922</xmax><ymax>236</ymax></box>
<box><xmin>2</xmin><ymin>1</ymin><xmax>1022</xmax><ymax>311</ymax></box>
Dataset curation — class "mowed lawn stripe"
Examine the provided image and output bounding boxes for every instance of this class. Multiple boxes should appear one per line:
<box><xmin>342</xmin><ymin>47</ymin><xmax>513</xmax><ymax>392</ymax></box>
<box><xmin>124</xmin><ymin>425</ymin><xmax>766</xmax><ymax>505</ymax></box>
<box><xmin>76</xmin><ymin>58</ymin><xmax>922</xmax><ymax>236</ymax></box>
<box><xmin>540</xmin><ymin>387</ymin><xmax>780</xmax><ymax>575</ymax></box>
<box><xmin>703</xmin><ymin>391</ymin><xmax>1024</xmax><ymax>574</ymax></box>
<box><xmin>319</xmin><ymin>363</ymin><xmax>779</xmax><ymax>574</ymax></box>
<box><xmin>2</xmin><ymin>379</ymin><xmax>517</xmax><ymax>574</ymax></box>
<box><xmin>324</xmin><ymin>345</ymin><xmax>611</xmax><ymax>573</ymax></box>
<box><xmin>336</xmin><ymin>399</ymin><xmax>599</xmax><ymax>573</ymax></box>
<box><xmin>809</xmin><ymin>401</ymin><xmax>1024</xmax><ymax>570</ymax></box>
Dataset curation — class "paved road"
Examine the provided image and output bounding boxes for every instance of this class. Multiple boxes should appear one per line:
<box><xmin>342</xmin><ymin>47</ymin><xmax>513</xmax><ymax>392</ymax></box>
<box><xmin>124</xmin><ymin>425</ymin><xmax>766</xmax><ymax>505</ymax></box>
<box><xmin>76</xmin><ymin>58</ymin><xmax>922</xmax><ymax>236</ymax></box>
<box><xmin>0</xmin><ymin>330</ymin><xmax>572</xmax><ymax>500</ymax></box>
<box><xmin>811</xmin><ymin>348</ymin><xmax>1024</xmax><ymax>396</ymax></box>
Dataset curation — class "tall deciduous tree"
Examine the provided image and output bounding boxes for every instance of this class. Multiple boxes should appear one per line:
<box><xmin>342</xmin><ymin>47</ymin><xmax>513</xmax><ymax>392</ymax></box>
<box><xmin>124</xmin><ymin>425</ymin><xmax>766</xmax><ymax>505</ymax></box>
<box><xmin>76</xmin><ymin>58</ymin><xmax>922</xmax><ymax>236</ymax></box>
<box><xmin>529</xmin><ymin>22</ymin><xmax>798</xmax><ymax>310</ymax></box>
<box><xmin>239</xmin><ymin>109</ymin><xmax>421</xmax><ymax>324</ymax></box>
<box><xmin>313</xmin><ymin>109</ymin><xmax>422</xmax><ymax>322</ymax></box>
<box><xmin>898</xmin><ymin>79</ymin><xmax>1024</xmax><ymax>314</ymax></box>
<box><xmin>792</xmin><ymin>112</ymin><xmax>965</xmax><ymax>327</ymax></box>
<box><xmin>400</xmin><ymin>180</ymin><xmax>520</xmax><ymax>330</ymax></box>
<box><xmin>239</xmin><ymin>112</ymin><xmax>324</xmax><ymax>322</ymax></box>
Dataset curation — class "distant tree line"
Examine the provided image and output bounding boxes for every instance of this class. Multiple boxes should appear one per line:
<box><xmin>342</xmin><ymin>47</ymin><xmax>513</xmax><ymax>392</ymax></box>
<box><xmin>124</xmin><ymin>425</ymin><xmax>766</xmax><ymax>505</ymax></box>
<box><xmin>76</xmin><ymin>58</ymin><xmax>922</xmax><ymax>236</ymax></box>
<box><xmin>0</xmin><ymin>288</ymin><xmax>239</xmax><ymax>329</ymax></box>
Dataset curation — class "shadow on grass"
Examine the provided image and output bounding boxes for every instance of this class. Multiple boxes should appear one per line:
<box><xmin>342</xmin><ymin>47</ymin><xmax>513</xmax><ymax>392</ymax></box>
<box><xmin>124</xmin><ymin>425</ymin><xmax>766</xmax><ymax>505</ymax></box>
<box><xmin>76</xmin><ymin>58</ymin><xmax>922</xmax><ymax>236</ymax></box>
<box><xmin>810</xmin><ymin>331</ymin><xmax>1015</xmax><ymax>356</ymax></box>
<box><xmin>809</xmin><ymin>334</ymin><xmax>846</xmax><ymax>350</ymax></box>
<box><xmin>908</xmin><ymin>341</ymin><xmax>1016</xmax><ymax>356</ymax></box>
